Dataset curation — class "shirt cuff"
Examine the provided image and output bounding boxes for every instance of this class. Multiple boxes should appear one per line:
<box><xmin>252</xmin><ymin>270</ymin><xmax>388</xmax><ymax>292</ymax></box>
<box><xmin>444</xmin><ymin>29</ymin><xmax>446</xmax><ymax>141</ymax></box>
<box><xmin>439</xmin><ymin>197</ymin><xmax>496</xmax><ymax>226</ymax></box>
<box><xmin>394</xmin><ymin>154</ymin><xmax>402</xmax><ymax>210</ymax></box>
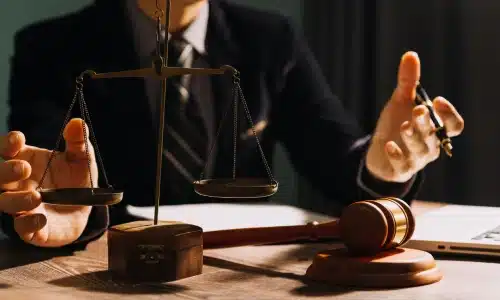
<box><xmin>356</xmin><ymin>155</ymin><xmax>416</xmax><ymax>199</ymax></box>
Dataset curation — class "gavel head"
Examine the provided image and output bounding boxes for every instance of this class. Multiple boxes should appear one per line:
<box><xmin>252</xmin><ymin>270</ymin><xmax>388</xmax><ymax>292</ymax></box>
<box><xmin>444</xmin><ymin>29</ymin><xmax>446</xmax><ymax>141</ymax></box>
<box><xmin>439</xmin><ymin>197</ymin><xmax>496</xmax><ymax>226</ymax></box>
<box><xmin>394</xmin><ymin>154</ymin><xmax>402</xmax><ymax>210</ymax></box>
<box><xmin>339</xmin><ymin>197</ymin><xmax>415</xmax><ymax>256</ymax></box>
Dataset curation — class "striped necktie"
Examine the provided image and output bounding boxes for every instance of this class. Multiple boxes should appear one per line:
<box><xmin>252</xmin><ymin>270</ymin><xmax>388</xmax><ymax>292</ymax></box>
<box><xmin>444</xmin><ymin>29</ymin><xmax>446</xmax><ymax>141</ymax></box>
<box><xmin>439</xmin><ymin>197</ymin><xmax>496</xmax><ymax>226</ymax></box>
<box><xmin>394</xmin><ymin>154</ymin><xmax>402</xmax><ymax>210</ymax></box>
<box><xmin>163</xmin><ymin>38</ymin><xmax>208</xmax><ymax>201</ymax></box>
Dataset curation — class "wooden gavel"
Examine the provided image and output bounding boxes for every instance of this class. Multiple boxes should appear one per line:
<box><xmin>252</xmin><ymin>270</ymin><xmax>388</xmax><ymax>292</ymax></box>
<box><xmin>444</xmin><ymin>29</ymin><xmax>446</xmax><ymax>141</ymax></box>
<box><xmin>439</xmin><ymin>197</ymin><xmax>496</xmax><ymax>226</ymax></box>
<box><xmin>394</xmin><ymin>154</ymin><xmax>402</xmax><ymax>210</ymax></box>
<box><xmin>108</xmin><ymin>197</ymin><xmax>416</xmax><ymax>283</ymax></box>
<box><xmin>203</xmin><ymin>197</ymin><xmax>415</xmax><ymax>255</ymax></box>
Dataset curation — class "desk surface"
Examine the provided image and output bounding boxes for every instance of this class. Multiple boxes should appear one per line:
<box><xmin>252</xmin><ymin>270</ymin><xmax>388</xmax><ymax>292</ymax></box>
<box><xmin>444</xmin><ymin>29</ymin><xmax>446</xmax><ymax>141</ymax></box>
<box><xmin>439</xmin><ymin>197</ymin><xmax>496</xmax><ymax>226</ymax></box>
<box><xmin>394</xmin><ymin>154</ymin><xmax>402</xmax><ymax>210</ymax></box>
<box><xmin>0</xmin><ymin>201</ymin><xmax>498</xmax><ymax>300</ymax></box>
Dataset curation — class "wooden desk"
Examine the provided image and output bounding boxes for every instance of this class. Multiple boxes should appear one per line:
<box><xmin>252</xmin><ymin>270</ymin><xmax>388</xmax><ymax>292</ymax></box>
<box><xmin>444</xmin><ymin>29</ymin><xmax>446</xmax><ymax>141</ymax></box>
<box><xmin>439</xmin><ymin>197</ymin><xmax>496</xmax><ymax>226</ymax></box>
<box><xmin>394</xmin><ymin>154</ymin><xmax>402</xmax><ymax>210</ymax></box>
<box><xmin>0</xmin><ymin>201</ymin><xmax>498</xmax><ymax>300</ymax></box>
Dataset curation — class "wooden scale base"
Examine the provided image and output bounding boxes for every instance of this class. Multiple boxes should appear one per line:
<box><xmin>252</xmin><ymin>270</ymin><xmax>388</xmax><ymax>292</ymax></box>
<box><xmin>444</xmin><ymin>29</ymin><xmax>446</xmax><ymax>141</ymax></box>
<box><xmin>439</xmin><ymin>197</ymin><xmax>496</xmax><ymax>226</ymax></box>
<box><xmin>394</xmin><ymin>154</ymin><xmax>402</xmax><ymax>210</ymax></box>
<box><xmin>108</xmin><ymin>221</ymin><xmax>204</xmax><ymax>283</ymax></box>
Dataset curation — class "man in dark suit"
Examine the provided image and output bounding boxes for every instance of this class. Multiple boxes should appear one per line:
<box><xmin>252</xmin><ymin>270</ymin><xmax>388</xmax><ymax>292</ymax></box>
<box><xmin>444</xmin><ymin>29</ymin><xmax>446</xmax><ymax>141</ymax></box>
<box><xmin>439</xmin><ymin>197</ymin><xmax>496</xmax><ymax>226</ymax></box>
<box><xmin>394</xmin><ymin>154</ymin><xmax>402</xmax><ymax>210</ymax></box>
<box><xmin>0</xmin><ymin>0</ymin><xmax>463</xmax><ymax>248</ymax></box>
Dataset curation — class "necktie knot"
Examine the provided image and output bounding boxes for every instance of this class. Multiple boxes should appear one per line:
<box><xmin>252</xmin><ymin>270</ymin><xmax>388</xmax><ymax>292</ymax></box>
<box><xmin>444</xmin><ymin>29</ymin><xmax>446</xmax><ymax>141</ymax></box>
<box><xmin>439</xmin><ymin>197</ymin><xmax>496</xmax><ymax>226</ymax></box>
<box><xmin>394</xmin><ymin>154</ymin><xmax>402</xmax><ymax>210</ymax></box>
<box><xmin>167</xmin><ymin>38</ymin><xmax>192</xmax><ymax>67</ymax></box>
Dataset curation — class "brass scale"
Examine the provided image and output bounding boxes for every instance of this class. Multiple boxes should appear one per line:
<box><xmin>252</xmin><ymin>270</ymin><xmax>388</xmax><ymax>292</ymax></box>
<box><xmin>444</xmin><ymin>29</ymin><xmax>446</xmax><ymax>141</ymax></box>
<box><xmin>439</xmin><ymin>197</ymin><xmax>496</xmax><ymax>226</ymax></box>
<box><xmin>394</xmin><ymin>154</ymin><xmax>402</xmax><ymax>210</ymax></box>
<box><xmin>38</xmin><ymin>0</ymin><xmax>279</xmax><ymax>223</ymax></box>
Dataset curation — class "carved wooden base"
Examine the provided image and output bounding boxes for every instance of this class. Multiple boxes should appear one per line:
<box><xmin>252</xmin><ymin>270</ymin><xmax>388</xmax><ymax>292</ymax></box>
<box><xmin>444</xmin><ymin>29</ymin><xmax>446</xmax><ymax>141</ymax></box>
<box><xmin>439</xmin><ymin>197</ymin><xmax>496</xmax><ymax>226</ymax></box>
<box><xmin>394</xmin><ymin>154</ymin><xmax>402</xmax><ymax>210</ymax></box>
<box><xmin>108</xmin><ymin>220</ymin><xmax>203</xmax><ymax>283</ymax></box>
<box><xmin>305</xmin><ymin>247</ymin><xmax>442</xmax><ymax>288</ymax></box>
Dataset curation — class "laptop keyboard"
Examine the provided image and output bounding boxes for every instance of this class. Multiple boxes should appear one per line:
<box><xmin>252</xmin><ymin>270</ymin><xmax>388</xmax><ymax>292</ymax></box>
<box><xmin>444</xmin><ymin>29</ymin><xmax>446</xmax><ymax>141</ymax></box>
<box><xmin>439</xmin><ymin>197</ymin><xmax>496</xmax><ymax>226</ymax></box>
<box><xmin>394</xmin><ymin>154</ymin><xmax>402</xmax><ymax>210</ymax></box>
<box><xmin>472</xmin><ymin>225</ymin><xmax>500</xmax><ymax>241</ymax></box>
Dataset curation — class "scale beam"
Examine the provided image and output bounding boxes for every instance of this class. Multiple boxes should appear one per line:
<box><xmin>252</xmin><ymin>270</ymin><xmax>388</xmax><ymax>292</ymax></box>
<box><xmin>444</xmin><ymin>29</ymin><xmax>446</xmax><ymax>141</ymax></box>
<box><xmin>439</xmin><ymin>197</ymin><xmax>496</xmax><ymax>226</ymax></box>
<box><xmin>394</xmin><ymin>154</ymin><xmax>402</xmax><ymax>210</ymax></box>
<box><xmin>79</xmin><ymin>65</ymin><xmax>237</xmax><ymax>81</ymax></box>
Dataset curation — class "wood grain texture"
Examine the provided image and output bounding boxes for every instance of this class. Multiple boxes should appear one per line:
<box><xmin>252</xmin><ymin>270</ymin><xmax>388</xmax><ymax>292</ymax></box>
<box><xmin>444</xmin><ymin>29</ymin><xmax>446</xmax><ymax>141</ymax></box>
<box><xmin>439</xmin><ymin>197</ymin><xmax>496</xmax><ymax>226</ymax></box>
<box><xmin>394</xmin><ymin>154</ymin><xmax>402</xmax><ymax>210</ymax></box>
<box><xmin>305</xmin><ymin>247</ymin><xmax>443</xmax><ymax>288</ymax></box>
<box><xmin>0</xmin><ymin>200</ymin><xmax>497</xmax><ymax>300</ymax></box>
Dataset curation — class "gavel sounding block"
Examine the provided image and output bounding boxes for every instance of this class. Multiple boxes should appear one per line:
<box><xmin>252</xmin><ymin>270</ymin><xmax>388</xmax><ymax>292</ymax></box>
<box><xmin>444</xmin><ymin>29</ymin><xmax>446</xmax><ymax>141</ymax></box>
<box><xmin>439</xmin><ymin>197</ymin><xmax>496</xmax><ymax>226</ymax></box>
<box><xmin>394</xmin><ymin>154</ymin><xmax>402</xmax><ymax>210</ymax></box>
<box><xmin>305</xmin><ymin>247</ymin><xmax>442</xmax><ymax>288</ymax></box>
<box><xmin>108</xmin><ymin>221</ymin><xmax>203</xmax><ymax>283</ymax></box>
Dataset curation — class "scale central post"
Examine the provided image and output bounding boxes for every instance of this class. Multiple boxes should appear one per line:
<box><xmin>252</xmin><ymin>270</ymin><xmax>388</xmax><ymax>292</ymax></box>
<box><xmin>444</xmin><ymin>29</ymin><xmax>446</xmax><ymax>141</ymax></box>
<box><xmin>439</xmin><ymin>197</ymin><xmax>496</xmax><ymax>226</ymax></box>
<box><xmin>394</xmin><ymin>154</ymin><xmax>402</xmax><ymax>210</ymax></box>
<box><xmin>152</xmin><ymin>0</ymin><xmax>171</xmax><ymax>225</ymax></box>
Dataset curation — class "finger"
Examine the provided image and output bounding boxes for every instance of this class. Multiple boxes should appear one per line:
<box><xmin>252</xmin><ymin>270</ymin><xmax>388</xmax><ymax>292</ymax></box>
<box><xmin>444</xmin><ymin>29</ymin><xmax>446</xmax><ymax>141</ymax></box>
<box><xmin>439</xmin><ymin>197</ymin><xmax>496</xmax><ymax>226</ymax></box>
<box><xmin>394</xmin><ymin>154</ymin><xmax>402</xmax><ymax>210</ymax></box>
<box><xmin>63</xmin><ymin>118</ymin><xmax>94</xmax><ymax>162</ymax></box>
<box><xmin>400</xmin><ymin>119</ymin><xmax>428</xmax><ymax>159</ymax></box>
<box><xmin>394</xmin><ymin>51</ymin><xmax>421</xmax><ymax>102</ymax></box>
<box><xmin>1</xmin><ymin>132</ymin><xmax>54</xmax><ymax>165</ymax></box>
<box><xmin>412</xmin><ymin>105</ymin><xmax>434</xmax><ymax>139</ymax></box>
<box><xmin>14</xmin><ymin>213</ymin><xmax>48</xmax><ymax>243</ymax></box>
<box><xmin>385</xmin><ymin>141</ymin><xmax>408</xmax><ymax>176</ymax></box>
<box><xmin>0</xmin><ymin>190</ymin><xmax>41</xmax><ymax>214</ymax></box>
<box><xmin>433</xmin><ymin>96</ymin><xmax>465</xmax><ymax>137</ymax></box>
<box><xmin>0</xmin><ymin>160</ymin><xmax>31</xmax><ymax>188</ymax></box>
<box><xmin>412</xmin><ymin>106</ymin><xmax>441</xmax><ymax>160</ymax></box>
<box><xmin>0</xmin><ymin>131</ymin><xmax>25</xmax><ymax>160</ymax></box>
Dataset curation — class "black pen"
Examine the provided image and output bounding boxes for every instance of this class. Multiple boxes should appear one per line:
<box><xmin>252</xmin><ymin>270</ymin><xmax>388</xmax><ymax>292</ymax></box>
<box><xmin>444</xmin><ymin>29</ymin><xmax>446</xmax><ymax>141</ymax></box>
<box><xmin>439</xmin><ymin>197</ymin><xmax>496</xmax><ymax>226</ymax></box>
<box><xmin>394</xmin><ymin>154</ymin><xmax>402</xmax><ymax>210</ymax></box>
<box><xmin>415</xmin><ymin>84</ymin><xmax>453</xmax><ymax>157</ymax></box>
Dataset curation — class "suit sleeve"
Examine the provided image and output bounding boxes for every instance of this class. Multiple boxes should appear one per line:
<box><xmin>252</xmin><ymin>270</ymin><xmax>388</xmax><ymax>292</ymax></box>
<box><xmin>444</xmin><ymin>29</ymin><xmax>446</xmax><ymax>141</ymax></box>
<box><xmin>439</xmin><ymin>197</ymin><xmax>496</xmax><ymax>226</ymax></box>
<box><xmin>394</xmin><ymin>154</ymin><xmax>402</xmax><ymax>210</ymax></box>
<box><xmin>269</xmin><ymin>19</ymin><xmax>423</xmax><ymax>206</ymax></box>
<box><xmin>1</xmin><ymin>28</ymin><xmax>109</xmax><ymax>247</ymax></box>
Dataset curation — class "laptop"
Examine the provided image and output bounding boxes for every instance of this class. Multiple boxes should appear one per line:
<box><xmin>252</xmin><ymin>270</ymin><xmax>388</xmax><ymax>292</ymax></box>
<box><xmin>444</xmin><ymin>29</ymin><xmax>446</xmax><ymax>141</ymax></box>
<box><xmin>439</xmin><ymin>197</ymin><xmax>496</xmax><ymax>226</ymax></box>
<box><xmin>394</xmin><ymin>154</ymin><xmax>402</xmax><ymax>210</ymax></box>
<box><xmin>406</xmin><ymin>204</ymin><xmax>500</xmax><ymax>257</ymax></box>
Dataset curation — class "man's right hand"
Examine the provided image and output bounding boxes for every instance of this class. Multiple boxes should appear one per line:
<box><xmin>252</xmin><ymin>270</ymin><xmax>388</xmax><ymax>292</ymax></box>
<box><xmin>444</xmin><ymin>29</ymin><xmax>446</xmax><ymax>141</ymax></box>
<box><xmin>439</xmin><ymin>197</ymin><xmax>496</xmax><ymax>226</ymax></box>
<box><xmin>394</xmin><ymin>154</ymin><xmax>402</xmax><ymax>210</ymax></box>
<box><xmin>0</xmin><ymin>118</ymin><xmax>97</xmax><ymax>247</ymax></box>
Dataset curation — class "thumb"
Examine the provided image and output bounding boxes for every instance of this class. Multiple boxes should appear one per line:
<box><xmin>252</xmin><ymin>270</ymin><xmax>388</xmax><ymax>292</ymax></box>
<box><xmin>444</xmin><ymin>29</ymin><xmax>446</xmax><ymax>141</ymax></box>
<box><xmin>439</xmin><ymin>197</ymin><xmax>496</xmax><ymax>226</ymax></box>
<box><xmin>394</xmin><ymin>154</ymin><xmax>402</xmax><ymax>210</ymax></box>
<box><xmin>63</xmin><ymin>118</ymin><xmax>95</xmax><ymax>162</ymax></box>
<box><xmin>393</xmin><ymin>51</ymin><xmax>421</xmax><ymax>102</ymax></box>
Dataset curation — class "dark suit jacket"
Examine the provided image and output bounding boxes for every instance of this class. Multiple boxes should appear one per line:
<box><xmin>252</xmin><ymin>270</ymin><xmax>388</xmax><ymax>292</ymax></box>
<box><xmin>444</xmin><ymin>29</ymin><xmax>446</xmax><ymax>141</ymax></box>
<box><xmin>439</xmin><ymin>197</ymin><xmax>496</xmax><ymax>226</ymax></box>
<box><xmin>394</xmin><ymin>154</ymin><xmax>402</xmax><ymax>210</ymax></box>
<box><xmin>2</xmin><ymin>0</ymin><xmax>422</xmax><ymax>246</ymax></box>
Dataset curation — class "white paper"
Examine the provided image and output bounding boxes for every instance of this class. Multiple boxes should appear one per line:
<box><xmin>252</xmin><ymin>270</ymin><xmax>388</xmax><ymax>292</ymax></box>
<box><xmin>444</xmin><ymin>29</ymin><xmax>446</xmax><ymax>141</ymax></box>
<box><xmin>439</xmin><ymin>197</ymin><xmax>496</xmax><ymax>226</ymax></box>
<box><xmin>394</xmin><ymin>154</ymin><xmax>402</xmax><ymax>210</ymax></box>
<box><xmin>126</xmin><ymin>202</ymin><xmax>336</xmax><ymax>232</ymax></box>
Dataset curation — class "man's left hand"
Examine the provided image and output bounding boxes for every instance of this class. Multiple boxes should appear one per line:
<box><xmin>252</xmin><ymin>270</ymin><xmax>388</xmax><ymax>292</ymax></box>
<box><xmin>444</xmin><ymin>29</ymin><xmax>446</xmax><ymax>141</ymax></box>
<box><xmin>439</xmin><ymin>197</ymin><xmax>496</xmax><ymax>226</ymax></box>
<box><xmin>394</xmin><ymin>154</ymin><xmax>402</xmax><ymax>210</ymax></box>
<box><xmin>365</xmin><ymin>51</ymin><xmax>465</xmax><ymax>183</ymax></box>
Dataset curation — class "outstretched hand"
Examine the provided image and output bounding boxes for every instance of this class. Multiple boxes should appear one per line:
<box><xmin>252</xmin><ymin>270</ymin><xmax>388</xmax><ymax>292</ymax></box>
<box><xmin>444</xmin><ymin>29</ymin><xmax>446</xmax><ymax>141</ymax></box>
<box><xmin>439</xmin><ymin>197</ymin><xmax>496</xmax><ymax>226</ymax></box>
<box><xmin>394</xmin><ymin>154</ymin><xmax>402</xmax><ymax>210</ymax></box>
<box><xmin>0</xmin><ymin>118</ymin><xmax>96</xmax><ymax>247</ymax></box>
<box><xmin>365</xmin><ymin>51</ymin><xmax>465</xmax><ymax>183</ymax></box>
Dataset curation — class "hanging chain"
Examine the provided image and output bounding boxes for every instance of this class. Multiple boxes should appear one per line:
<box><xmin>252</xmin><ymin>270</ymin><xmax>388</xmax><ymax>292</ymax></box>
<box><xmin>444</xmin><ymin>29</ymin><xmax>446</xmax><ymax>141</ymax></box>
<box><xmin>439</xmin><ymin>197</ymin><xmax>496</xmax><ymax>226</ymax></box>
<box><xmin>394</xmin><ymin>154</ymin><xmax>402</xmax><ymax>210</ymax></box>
<box><xmin>155</xmin><ymin>14</ymin><xmax>163</xmax><ymax>57</ymax></box>
<box><xmin>37</xmin><ymin>86</ymin><xmax>79</xmax><ymax>190</ymax></box>
<box><xmin>77</xmin><ymin>89</ymin><xmax>94</xmax><ymax>191</ymax></box>
<box><xmin>37</xmin><ymin>74</ymin><xmax>112</xmax><ymax>191</ymax></box>
<box><xmin>234</xmin><ymin>75</ymin><xmax>276</xmax><ymax>184</ymax></box>
<box><xmin>232</xmin><ymin>75</ymin><xmax>238</xmax><ymax>179</ymax></box>
<box><xmin>79</xmin><ymin>89</ymin><xmax>112</xmax><ymax>188</ymax></box>
<box><xmin>199</xmin><ymin>69</ymin><xmax>276</xmax><ymax>184</ymax></box>
<box><xmin>154</xmin><ymin>6</ymin><xmax>164</xmax><ymax>57</ymax></box>
<box><xmin>199</xmin><ymin>80</ymin><xmax>235</xmax><ymax>180</ymax></box>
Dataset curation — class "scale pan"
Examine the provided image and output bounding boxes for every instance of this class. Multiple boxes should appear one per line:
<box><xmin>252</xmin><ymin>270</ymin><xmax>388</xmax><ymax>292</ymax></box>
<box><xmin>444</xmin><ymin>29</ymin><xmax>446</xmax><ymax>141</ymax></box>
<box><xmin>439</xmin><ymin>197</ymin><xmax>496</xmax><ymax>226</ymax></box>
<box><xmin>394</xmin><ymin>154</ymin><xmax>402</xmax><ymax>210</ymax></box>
<box><xmin>193</xmin><ymin>178</ymin><xmax>278</xmax><ymax>199</ymax></box>
<box><xmin>40</xmin><ymin>188</ymin><xmax>123</xmax><ymax>206</ymax></box>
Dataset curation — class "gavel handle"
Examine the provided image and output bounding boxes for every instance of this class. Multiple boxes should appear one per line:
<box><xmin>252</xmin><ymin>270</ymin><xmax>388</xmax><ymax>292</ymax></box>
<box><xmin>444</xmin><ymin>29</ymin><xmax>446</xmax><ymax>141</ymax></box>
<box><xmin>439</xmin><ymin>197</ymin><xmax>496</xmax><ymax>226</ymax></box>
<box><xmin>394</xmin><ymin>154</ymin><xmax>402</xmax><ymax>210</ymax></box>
<box><xmin>202</xmin><ymin>220</ymin><xmax>341</xmax><ymax>249</ymax></box>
